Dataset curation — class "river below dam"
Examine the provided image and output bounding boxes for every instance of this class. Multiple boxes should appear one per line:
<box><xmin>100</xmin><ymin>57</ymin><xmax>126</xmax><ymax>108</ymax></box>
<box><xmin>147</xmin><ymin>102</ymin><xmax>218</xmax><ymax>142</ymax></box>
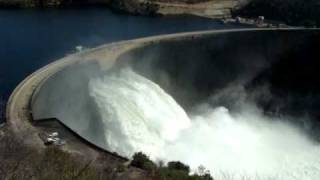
<box><xmin>0</xmin><ymin>8</ymin><xmax>248</xmax><ymax>123</ymax></box>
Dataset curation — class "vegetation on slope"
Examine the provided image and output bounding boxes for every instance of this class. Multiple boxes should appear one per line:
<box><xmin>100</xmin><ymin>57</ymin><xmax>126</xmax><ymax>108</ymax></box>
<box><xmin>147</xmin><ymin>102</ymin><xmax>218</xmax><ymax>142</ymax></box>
<box><xmin>0</xmin><ymin>128</ymin><xmax>214</xmax><ymax>180</ymax></box>
<box><xmin>131</xmin><ymin>152</ymin><xmax>214</xmax><ymax>180</ymax></box>
<box><xmin>0</xmin><ymin>130</ymin><xmax>110</xmax><ymax>179</ymax></box>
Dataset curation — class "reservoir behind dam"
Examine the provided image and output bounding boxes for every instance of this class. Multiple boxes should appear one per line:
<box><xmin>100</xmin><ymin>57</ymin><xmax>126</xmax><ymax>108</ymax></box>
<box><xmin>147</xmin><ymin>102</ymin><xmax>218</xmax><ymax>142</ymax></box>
<box><xmin>0</xmin><ymin>8</ymin><xmax>248</xmax><ymax>123</ymax></box>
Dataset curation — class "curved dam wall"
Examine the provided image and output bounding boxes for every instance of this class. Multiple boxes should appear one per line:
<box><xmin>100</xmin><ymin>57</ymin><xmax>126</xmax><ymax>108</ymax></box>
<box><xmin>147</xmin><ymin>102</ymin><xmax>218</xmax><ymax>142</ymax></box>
<box><xmin>31</xmin><ymin>29</ymin><xmax>320</xmax><ymax>153</ymax></box>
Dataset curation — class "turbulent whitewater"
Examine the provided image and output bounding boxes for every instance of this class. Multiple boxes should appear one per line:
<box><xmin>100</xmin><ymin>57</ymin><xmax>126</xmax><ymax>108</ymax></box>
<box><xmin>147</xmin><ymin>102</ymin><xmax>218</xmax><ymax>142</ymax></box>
<box><xmin>89</xmin><ymin>68</ymin><xmax>320</xmax><ymax>180</ymax></box>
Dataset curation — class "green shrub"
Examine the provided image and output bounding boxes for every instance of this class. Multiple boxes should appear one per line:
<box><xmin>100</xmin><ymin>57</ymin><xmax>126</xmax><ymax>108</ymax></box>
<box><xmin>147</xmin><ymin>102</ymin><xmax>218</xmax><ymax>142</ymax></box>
<box><xmin>168</xmin><ymin>161</ymin><xmax>190</xmax><ymax>173</ymax></box>
<box><xmin>131</xmin><ymin>152</ymin><xmax>156</xmax><ymax>171</ymax></box>
<box><xmin>131</xmin><ymin>152</ymin><xmax>215</xmax><ymax>180</ymax></box>
<box><xmin>157</xmin><ymin>167</ymin><xmax>189</xmax><ymax>180</ymax></box>
<box><xmin>189</xmin><ymin>173</ymin><xmax>214</xmax><ymax>180</ymax></box>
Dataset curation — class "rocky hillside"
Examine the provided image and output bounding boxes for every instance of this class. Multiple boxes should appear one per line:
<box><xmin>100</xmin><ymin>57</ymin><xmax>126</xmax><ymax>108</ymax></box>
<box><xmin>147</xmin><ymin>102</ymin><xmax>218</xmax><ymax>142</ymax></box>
<box><xmin>235</xmin><ymin>0</ymin><xmax>320</xmax><ymax>27</ymax></box>
<box><xmin>0</xmin><ymin>0</ymin><xmax>318</xmax><ymax>26</ymax></box>
<box><xmin>0</xmin><ymin>0</ymin><xmax>246</xmax><ymax>18</ymax></box>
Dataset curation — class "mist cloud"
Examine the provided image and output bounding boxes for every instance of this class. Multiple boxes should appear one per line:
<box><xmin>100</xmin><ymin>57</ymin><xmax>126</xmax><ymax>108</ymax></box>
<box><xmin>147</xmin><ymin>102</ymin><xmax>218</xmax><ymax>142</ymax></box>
<box><xmin>89</xmin><ymin>68</ymin><xmax>320</xmax><ymax>180</ymax></box>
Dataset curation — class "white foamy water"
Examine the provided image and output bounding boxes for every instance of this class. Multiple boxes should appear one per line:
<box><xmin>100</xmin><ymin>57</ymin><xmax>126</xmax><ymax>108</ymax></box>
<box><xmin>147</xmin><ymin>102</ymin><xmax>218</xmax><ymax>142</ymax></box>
<box><xmin>89</xmin><ymin>68</ymin><xmax>320</xmax><ymax>180</ymax></box>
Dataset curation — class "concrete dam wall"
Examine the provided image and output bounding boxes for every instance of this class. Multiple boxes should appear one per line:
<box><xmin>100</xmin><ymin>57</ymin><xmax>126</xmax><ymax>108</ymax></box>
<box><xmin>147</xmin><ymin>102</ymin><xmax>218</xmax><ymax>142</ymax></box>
<box><xmin>30</xmin><ymin>29</ymin><xmax>320</xmax><ymax>151</ymax></box>
<box><xmin>27</xmin><ymin>29</ymin><xmax>320</xmax><ymax>178</ymax></box>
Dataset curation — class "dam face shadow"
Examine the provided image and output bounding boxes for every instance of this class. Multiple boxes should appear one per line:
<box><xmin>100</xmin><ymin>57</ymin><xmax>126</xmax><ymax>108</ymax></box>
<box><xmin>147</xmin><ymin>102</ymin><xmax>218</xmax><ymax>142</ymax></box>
<box><xmin>119</xmin><ymin>31</ymin><xmax>320</xmax><ymax>114</ymax></box>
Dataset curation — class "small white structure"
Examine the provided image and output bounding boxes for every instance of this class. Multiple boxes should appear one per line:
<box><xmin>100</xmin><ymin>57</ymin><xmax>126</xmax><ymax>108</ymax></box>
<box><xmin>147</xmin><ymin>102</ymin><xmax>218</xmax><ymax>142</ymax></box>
<box><xmin>48</xmin><ymin>132</ymin><xmax>59</xmax><ymax>137</ymax></box>
<box><xmin>46</xmin><ymin>137</ymin><xmax>54</xmax><ymax>144</ymax></box>
<box><xmin>235</xmin><ymin>16</ymin><xmax>242</xmax><ymax>23</ymax></box>
<box><xmin>258</xmin><ymin>16</ymin><xmax>265</xmax><ymax>21</ymax></box>
<box><xmin>40</xmin><ymin>131</ymin><xmax>65</xmax><ymax>146</ymax></box>
<box><xmin>76</xmin><ymin>45</ymin><xmax>84</xmax><ymax>52</ymax></box>
<box><xmin>257</xmin><ymin>16</ymin><xmax>265</xmax><ymax>25</ymax></box>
